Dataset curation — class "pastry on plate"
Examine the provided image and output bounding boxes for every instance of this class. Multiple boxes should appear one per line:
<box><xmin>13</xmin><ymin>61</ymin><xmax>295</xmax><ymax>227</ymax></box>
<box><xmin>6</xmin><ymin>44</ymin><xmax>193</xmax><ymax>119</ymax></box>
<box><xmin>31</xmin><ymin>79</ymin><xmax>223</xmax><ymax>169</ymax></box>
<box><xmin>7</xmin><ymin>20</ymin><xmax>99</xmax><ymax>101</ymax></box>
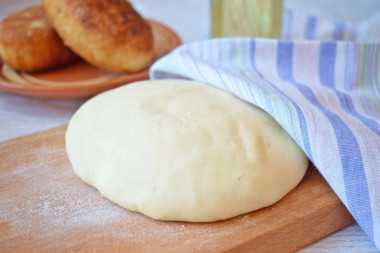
<box><xmin>0</xmin><ymin>5</ymin><xmax>78</xmax><ymax>73</ymax></box>
<box><xmin>43</xmin><ymin>0</ymin><xmax>154</xmax><ymax>73</ymax></box>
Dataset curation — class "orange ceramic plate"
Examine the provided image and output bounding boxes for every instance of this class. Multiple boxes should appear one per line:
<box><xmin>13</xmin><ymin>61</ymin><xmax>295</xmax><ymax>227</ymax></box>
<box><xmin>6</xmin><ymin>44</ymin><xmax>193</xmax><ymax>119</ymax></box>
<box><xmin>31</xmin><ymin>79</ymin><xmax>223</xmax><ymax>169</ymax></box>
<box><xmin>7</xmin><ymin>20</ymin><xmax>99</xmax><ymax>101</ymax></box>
<box><xmin>0</xmin><ymin>20</ymin><xmax>182</xmax><ymax>99</ymax></box>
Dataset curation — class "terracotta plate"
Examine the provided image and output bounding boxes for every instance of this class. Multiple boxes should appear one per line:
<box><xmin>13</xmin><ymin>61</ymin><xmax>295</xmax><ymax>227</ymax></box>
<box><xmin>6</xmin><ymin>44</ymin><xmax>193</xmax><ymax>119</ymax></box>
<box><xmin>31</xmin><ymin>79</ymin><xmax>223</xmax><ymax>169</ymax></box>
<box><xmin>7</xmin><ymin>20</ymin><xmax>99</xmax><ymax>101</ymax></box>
<box><xmin>0</xmin><ymin>20</ymin><xmax>182</xmax><ymax>99</ymax></box>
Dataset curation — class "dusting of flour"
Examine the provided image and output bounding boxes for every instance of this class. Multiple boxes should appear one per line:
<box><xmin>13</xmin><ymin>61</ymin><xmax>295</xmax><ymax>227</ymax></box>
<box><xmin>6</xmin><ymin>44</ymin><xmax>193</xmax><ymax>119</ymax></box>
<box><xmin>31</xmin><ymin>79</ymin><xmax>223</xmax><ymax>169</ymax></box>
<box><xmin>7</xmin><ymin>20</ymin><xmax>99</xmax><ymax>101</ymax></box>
<box><xmin>0</xmin><ymin>128</ymin><xmax>258</xmax><ymax>252</ymax></box>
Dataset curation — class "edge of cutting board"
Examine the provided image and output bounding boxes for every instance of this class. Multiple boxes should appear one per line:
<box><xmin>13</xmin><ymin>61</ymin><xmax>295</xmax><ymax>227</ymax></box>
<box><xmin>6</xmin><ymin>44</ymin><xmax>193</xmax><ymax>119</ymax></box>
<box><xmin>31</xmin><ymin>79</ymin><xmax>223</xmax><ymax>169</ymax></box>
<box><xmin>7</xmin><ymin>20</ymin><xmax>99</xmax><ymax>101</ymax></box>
<box><xmin>0</xmin><ymin>125</ymin><xmax>354</xmax><ymax>252</ymax></box>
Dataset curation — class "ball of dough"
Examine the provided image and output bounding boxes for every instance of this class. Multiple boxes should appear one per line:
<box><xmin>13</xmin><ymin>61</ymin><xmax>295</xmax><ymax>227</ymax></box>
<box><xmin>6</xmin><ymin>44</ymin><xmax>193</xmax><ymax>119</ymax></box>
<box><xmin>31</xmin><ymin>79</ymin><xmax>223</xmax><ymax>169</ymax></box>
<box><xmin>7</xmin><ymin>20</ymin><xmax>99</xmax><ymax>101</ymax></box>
<box><xmin>66</xmin><ymin>80</ymin><xmax>308</xmax><ymax>222</ymax></box>
<box><xmin>42</xmin><ymin>0</ymin><xmax>154</xmax><ymax>73</ymax></box>
<box><xmin>0</xmin><ymin>5</ymin><xmax>77</xmax><ymax>73</ymax></box>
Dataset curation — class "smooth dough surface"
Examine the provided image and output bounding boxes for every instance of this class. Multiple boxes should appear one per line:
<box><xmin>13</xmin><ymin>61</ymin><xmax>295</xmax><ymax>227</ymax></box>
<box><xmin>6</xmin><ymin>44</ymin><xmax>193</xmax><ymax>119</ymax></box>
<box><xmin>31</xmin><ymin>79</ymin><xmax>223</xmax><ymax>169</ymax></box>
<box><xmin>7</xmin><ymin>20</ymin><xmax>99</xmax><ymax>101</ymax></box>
<box><xmin>66</xmin><ymin>80</ymin><xmax>308</xmax><ymax>222</ymax></box>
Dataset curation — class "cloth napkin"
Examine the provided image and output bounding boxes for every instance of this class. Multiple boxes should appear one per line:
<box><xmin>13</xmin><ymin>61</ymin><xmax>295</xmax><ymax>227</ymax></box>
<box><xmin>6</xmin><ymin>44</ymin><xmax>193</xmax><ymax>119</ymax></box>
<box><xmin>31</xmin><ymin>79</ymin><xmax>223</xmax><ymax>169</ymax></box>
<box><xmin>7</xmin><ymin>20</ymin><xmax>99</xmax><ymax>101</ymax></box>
<box><xmin>149</xmin><ymin>8</ymin><xmax>380</xmax><ymax>249</ymax></box>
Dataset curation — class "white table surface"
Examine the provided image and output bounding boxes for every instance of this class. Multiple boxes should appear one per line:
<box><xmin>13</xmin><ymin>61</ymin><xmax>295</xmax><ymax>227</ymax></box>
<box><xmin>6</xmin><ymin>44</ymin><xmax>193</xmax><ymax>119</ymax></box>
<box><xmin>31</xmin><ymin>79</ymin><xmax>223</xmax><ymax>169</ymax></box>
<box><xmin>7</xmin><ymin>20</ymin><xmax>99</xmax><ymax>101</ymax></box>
<box><xmin>0</xmin><ymin>0</ymin><xmax>379</xmax><ymax>252</ymax></box>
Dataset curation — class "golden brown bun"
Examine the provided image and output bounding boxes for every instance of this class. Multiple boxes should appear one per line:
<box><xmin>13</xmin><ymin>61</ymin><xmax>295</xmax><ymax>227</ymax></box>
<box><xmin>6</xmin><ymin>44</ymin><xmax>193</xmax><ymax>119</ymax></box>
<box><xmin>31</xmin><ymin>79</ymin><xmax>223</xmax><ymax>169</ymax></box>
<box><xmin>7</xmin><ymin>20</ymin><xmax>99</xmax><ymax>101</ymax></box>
<box><xmin>42</xmin><ymin>0</ymin><xmax>154</xmax><ymax>73</ymax></box>
<box><xmin>0</xmin><ymin>5</ymin><xmax>78</xmax><ymax>73</ymax></box>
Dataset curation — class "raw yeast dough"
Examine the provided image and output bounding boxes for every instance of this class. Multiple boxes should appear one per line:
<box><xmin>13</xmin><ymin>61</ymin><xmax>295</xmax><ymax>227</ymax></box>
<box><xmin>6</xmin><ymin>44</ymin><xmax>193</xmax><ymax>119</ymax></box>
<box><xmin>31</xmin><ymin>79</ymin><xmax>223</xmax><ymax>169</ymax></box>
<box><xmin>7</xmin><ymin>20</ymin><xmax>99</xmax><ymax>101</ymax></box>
<box><xmin>66</xmin><ymin>80</ymin><xmax>308</xmax><ymax>222</ymax></box>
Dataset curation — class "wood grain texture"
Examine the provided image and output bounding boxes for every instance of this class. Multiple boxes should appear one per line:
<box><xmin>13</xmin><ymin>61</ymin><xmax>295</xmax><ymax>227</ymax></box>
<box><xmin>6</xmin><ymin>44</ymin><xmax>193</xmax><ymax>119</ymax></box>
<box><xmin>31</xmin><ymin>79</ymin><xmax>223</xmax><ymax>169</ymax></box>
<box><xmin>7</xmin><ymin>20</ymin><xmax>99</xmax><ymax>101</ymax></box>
<box><xmin>0</xmin><ymin>125</ymin><xmax>354</xmax><ymax>253</ymax></box>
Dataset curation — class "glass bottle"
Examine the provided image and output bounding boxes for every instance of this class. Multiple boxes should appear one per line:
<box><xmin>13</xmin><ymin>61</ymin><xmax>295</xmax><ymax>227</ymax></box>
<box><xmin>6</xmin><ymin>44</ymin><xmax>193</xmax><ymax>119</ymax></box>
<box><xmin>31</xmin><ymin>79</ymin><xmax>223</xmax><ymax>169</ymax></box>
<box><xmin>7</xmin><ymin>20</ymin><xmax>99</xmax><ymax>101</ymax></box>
<box><xmin>211</xmin><ymin>0</ymin><xmax>283</xmax><ymax>38</ymax></box>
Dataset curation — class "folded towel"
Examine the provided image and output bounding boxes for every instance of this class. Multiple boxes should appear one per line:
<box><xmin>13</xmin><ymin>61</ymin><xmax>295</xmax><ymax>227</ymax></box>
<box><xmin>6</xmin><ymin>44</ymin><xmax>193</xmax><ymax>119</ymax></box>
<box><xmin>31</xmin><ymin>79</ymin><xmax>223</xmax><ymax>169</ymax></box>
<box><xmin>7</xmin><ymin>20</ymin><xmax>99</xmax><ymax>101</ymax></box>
<box><xmin>150</xmin><ymin>10</ymin><xmax>380</xmax><ymax>249</ymax></box>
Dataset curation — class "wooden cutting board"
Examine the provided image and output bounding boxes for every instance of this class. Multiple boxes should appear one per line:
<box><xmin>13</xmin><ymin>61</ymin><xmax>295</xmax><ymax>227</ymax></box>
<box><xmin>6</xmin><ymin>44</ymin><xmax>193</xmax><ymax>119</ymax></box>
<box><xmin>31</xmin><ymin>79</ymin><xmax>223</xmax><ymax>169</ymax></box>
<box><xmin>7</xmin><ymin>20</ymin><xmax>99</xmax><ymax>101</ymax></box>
<box><xmin>0</xmin><ymin>125</ymin><xmax>354</xmax><ymax>253</ymax></box>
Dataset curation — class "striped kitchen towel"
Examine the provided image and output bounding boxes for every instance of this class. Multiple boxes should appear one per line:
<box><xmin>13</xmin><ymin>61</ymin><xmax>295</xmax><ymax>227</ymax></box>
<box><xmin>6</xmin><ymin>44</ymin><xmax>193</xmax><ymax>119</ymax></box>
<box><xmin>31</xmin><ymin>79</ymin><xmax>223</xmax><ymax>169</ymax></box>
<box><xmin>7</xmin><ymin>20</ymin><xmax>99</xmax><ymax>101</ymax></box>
<box><xmin>281</xmin><ymin>8</ymin><xmax>380</xmax><ymax>41</ymax></box>
<box><xmin>149</xmin><ymin>11</ymin><xmax>380</xmax><ymax>249</ymax></box>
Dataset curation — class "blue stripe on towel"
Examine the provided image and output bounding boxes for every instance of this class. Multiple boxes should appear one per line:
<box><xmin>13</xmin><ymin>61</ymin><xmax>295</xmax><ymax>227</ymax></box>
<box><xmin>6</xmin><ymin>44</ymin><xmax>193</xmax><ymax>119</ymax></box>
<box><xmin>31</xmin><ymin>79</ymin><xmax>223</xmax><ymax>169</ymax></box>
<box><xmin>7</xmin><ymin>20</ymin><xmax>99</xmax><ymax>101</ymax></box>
<box><xmin>305</xmin><ymin>17</ymin><xmax>317</xmax><ymax>39</ymax></box>
<box><xmin>320</xmin><ymin>42</ymin><xmax>380</xmax><ymax>135</ymax></box>
<box><xmin>248</xmin><ymin>39</ymin><xmax>313</xmax><ymax>159</ymax></box>
<box><xmin>278</xmin><ymin>41</ymin><xmax>374</xmax><ymax>241</ymax></box>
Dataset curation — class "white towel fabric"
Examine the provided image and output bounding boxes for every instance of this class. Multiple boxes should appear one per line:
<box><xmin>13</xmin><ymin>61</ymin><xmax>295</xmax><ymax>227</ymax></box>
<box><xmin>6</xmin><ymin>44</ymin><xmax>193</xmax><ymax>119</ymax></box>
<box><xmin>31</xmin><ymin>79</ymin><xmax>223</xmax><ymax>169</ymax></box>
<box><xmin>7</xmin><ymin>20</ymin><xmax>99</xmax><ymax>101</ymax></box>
<box><xmin>150</xmin><ymin>9</ymin><xmax>380</xmax><ymax>249</ymax></box>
